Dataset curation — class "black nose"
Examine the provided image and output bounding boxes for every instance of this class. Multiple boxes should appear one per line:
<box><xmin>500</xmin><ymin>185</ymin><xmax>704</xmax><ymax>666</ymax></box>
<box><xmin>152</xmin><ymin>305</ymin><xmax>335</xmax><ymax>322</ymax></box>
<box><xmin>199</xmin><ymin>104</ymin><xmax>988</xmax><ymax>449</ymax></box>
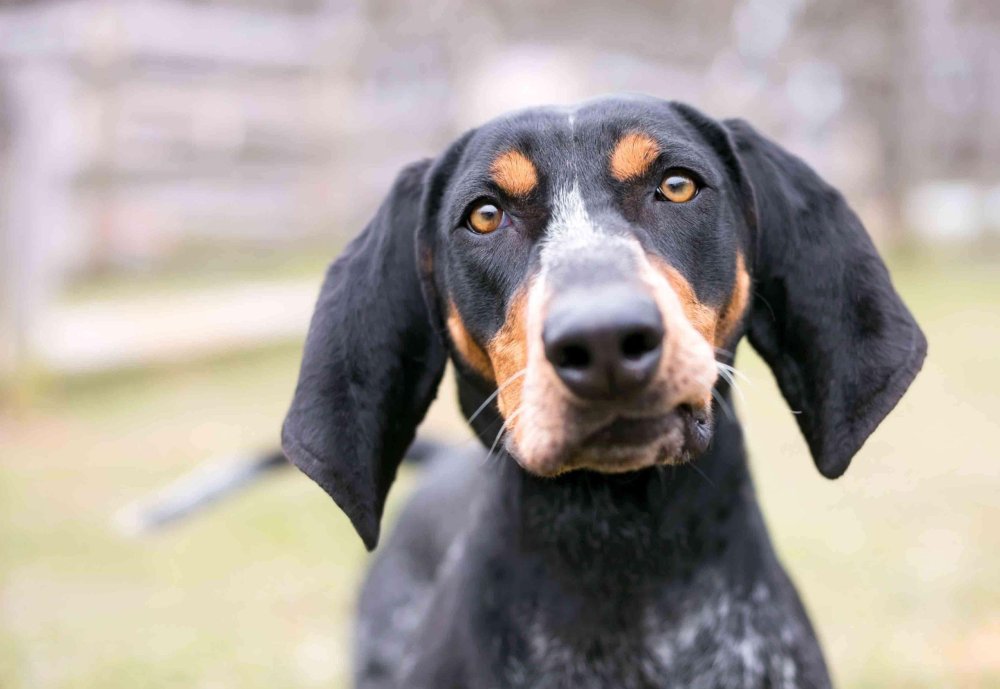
<box><xmin>543</xmin><ymin>286</ymin><xmax>664</xmax><ymax>400</ymax></box>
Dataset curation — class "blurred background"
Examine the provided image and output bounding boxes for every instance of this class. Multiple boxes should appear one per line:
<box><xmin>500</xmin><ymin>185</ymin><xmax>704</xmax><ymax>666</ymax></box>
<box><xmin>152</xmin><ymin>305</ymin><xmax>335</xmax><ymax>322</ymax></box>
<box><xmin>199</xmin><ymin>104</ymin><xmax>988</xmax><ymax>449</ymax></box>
<box><xmin>0</xmin><ymin>0</ymin><xmax>997</xmax><ymax>687</ymax></box>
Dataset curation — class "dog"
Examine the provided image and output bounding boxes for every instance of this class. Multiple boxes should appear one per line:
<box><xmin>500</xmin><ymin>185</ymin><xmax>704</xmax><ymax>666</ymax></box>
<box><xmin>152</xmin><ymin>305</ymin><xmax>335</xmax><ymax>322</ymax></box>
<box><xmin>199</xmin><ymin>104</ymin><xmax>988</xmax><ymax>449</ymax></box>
<box><xmin>281</xmin><ymin>95</ymin><xmax>927</xmax><ymax>688</ymax></box>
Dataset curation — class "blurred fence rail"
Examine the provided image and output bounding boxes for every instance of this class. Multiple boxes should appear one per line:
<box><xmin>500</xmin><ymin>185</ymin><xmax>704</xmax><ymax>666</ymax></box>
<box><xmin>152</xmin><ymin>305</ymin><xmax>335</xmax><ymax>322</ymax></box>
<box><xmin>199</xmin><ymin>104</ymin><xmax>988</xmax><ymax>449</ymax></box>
<box><xmin>0</xmin><ymin>0</ymin><xmax>364</xmax><ymax>378</ymax></box>
<box><xmin>1</xmin><ymin>0</ymin><xmax>998</xmax><ymax>380</ymax></box>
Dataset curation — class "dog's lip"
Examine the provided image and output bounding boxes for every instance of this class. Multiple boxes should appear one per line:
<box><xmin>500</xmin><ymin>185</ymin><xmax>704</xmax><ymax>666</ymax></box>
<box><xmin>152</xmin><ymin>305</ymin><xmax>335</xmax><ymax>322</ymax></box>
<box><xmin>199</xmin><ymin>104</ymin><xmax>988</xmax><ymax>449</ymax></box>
<box><xmin>510</xmin><ymin>405</ymin><xmax>713</xmax><ymax>476</ymax></box>
<box><xmin>583</xmin><ymin>405</ymin><xmax>710</xmax><ymax>446</ymax></box>
<box><xmin>679</xmin><ymin>404</ymin><xmax>713</xmax><ymax>451</ymax></box>
<box><xmin>582</xmin><ymin>413</ymin><xmax>680</xmax><ymax>448</ymax></box>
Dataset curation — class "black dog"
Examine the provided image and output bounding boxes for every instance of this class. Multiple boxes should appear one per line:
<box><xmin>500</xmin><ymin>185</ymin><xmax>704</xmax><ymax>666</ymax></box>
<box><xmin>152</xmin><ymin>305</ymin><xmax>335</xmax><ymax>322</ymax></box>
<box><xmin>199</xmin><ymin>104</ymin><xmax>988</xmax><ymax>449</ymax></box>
<box><xmin>282</xmin><ymin>95</ymin><xmax>927</xmax><ymax>688</ymax></box>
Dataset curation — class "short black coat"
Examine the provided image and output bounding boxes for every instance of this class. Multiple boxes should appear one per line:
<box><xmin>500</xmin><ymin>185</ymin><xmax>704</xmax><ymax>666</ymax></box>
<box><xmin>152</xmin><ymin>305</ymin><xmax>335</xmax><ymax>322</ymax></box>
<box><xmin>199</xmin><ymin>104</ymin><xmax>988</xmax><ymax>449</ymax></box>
<box><xmin>282</xmin><ymin>95</ymin><xmax>926</xmax><ymax>688</ymax></box>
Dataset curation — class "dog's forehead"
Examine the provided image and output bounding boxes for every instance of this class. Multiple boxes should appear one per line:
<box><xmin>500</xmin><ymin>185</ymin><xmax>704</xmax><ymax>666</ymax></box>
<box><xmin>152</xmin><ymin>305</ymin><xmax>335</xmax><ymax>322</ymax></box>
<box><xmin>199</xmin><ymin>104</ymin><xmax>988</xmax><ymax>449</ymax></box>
<box><xmin>460</xmin><ymin>98</ymin><xmax>697</xmax><ymax>179</ymax></box>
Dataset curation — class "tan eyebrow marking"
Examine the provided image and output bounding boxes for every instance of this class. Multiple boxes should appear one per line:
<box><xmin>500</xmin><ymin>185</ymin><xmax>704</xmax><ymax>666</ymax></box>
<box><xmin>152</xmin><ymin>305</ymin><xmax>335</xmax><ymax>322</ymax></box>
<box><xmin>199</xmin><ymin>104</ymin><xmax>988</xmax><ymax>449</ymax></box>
<box><xmin>609</xmin><ymin>131</ymin><xmax>661</xmax><ymax>182</ymax></box>
<box><xmin>490</xmin><ymin>150</ymin><xmax>538</xmax><ymax>197</ymax></box>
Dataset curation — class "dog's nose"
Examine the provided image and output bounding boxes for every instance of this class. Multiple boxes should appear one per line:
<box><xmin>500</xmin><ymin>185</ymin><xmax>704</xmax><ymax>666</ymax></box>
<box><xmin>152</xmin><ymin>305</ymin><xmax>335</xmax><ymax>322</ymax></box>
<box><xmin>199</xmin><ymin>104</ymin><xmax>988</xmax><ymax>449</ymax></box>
<box><xmin>543</xmin><ymin>287</ymin><xmax>664</xmax><ymax>400</ymax></box>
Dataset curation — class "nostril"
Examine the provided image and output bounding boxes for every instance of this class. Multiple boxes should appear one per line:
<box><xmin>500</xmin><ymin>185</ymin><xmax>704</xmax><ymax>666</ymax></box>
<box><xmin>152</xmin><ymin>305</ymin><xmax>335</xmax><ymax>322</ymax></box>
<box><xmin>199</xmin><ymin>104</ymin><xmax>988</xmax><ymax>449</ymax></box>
<box><xmin>620</xmin><ymin>327</ymin><xmax>661</xmax><ymax>361</ymax></box>
<box><xmin>557</xmin><ymin>342</ymin><xmax>591</xmax><ymax>369</ymax></box>
<box><xmin>542</xmin><ymin>287</ymin><xmax>664</xmax><ymax>400</ymax></box>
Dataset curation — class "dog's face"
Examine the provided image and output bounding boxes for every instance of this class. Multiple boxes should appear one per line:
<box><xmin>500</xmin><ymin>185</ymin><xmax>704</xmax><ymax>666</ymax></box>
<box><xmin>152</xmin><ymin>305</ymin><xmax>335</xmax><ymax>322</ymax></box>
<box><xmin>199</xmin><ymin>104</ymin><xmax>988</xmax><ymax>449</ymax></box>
<box><xmin>282</xmin><ymin>96</ymin><xmax>926</xmax><ymax>549</ymax></box>
<box><xmin>434</xmin><ymin>101</ymin><xmax>751</xmax><ymax>476</ymax></box>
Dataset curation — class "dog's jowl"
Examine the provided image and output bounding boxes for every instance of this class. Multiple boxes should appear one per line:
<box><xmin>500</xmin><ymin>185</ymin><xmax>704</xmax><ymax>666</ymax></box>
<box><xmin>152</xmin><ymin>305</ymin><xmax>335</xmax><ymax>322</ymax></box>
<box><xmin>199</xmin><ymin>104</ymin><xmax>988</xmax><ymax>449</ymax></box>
<box><xmin>282</xmin><ymin>95</ymin><xmax>927</xmax><ymax>689</ymax></box>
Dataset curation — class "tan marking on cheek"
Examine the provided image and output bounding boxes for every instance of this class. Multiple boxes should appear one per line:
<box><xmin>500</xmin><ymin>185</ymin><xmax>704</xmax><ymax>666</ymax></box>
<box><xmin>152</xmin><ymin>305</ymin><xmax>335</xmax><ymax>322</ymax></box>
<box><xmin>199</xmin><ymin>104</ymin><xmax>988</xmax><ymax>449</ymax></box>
<box><xmin>609</xmin><ymin>131</ymin><xmax>660</xmax><ymax>182</ymax></box>
<box><xmin>485</xmin><ymin>288</ymin><xmax>530</xmax><ymax>417</ymax></box>
<box><xmin>651</xmin><ymin>258</ymin><xmax>718</xmax><ymax>345</ymax></box>
<box><xmin>715</xmin><ymin>254</ymin><xmax>750</xmax><ymax>347</ymax></box>
<box><xmin>501</xmin><ymin>275</ymin><xmax>572</xmax><ymax>474</ymax></box>
<box><xmin>490</xmin><ymin>150</ymin><xmax>538</xmax><ymax>197</ymax></box>
<box><xmin>446</xmin><ymin>302</ymin><xmax>495</xmax><ymax>382</ymax></box>
<box><xmin>637</xmin><ymin>252</ymin><xmax>719</xmax><ymax>411</ymax></box>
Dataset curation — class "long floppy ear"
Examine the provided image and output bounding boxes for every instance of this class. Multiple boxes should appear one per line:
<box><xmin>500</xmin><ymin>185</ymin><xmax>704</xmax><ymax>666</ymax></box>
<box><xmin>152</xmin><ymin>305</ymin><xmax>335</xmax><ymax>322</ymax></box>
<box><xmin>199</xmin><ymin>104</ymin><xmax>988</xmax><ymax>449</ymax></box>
<box><xmin>725</xmin><ymin>119</ymin><xmax>927</xmax><ymax>479</ymax></box>
<box><xmin>281</xmin><ymin>160</ymin><xmax>447</xmax><ymax>550</ymax></box>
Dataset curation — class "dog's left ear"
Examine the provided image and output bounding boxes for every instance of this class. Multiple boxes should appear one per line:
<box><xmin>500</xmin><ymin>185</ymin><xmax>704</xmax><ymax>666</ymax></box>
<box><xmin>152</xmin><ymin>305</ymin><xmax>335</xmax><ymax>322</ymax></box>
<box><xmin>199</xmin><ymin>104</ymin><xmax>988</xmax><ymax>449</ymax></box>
<box><xmin>282</xmin><ymin>159</ymin><xmax>447</xmax><ymax>550</ymax></box>
<box><xmin>724</xmin><ymin>118</ymin><xmax>927</xmax><ymax>479</ymax></box>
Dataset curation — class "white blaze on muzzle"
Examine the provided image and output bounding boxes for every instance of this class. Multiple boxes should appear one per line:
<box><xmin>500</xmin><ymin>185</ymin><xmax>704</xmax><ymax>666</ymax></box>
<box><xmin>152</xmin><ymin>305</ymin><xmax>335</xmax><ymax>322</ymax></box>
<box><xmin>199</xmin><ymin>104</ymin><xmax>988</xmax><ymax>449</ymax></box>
<box><xmin>503</xmin><ymin>182</ymin><xmax>719</xmax><ymax>474</ymax></box>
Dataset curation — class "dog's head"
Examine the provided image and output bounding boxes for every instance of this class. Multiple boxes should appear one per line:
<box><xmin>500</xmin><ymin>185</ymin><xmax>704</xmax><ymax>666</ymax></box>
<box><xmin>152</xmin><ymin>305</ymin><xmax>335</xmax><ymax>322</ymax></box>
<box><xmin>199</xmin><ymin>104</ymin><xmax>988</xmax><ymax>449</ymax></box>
<box><xmin>282</xmin><ymin>96</ymin><xmax>927</xmax><ymax>549</ymax></box>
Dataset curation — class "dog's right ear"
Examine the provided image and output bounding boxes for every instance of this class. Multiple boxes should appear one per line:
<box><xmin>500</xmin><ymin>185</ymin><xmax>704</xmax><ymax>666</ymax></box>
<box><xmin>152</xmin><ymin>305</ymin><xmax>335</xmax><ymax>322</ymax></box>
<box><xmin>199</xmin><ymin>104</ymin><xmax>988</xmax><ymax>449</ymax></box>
<box><xmin>282</xmin><ymin>160</ymin><xmax>447</xmax><ymax>551</ymax></box>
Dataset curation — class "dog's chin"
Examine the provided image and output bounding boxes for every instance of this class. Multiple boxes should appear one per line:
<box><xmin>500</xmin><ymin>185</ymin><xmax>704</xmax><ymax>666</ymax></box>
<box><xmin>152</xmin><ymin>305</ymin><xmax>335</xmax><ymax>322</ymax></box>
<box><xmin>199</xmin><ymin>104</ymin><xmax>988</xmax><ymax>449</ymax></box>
<box><xmin>508</xmin><ymin>406</ymin><xmax>713</xmax><ymax>478</ymax></box>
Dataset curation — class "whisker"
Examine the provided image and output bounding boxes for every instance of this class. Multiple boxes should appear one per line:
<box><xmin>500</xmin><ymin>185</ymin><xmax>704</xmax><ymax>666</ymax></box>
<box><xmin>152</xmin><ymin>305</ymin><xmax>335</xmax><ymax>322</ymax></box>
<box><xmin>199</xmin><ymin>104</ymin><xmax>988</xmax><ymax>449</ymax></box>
<box><xmin>484</xmin><ymin>433</ymin><xmax>506</xmax><ymax>468</ymax></box>
<box><xmin>714</xmin><ymin>346</ymin><xmax>734</xmax><ymax>357</ymax></box>
<box><xmin>716</xmin><ymin>363</ymin><xmax>746</xmax><ymax>406</ymax></box>
<box><xmin>484</xmin><ymin>406</ymin><xmax>524</xmax><ymax>465</ymax></box>
<box><xmin>688</xmin><ymin>460</ymin><xmax>716</xmax><ymax>489</ymax></box>
<box><xmin>714</xmin><ymin>366</ymin><xmax>757</xmax><ymax>436</ymax></box>
<box><xmin>715</xmin><ymin>364</ymin><xmax>735</xmax><ymax>386</ymax></box>
<box><xmin>731</xmin><ymin>381</ymin><xmax>747</xmax><ymax>406</ymax></box>
<box><xmin>466</xmin><ymin>369</ymin><xmax>527</xmax><ymax>425</ymax></box>
<box><xmin>717</xmin><ymin>362</ymin><xmax>752</xmax><ymax>386</ymax></box>
<box><xmin>711</xmin><ymin>387</ymin><xmax>734</xmax><ymax>421</ymax></box>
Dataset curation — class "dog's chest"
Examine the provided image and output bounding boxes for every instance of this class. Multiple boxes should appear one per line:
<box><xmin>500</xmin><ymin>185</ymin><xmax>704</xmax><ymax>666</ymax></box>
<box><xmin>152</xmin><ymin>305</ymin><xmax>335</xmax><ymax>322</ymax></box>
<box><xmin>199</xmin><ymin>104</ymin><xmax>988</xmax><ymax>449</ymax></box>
<box><xmin>504</xmin><ymin>582</ymin><xmax>805</xmax><ymax>689</ymax></box>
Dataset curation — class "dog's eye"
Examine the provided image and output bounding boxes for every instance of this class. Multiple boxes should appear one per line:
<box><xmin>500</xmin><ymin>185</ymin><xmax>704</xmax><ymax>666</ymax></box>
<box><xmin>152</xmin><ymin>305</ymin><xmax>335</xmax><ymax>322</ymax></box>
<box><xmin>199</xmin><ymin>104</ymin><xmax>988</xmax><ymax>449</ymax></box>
<box><xmin>657</xmin><ymin>171</ymin><xmax>699</xmax><ymax>203</ymax></box>
<box><xmin>467</xmin><ymin>202</ymin><xmax>508</xmax><ymax>234</ymax></box>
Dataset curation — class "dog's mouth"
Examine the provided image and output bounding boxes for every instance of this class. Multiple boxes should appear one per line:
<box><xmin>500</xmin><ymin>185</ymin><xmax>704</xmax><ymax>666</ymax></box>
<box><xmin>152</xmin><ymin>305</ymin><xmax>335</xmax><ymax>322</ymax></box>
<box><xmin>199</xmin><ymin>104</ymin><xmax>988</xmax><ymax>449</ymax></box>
<box><xmin>508</xmin><ymin>404</ymin><xmax>713</xmax><ymax>476</ymax></box>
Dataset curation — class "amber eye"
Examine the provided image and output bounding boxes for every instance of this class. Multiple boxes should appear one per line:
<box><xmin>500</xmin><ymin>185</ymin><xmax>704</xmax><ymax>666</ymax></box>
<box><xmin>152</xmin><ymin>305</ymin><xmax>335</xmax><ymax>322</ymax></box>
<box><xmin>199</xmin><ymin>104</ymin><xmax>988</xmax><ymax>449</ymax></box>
<box><xmin>467</xmin><ymin>202</ymin><xmax>506</xmax><ymax>234</ymax></box>
<box><xmin>657</xmin><ymin>172</ymin><xmax>699</xmax><ymax>203</ymax></box>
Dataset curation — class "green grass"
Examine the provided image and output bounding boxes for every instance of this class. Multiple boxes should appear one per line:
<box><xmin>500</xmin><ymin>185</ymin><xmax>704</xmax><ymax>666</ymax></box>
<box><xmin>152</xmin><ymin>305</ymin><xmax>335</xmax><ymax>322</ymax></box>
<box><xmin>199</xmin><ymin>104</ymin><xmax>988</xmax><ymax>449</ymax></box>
<box><xmin>740</xmin><ymin>253</ymin><xmax>1000</xmax><ymax>688</ymax></box>
<box><xmin>1</xmin><ymin>254</ymin><xmax>998</xmax><ymax>688</ymax></box>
